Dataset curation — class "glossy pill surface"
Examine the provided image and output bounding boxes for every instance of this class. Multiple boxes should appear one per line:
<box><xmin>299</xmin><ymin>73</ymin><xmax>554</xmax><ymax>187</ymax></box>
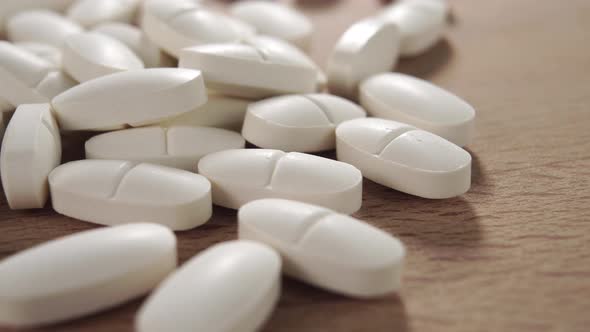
<box><xmin>0</xmin><ymin>223</ymin><xmax>177</xmax><ymax>328</ymax></box>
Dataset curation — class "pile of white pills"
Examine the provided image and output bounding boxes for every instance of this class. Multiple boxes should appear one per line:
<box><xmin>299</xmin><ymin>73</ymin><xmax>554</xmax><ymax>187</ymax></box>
<box><xmin>0</xmin><ymin>0</ymin><xmax>475</xmax><ymax>330</ymax></box>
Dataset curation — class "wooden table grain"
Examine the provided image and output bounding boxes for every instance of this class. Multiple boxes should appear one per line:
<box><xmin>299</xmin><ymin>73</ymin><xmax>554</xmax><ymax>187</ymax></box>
<box><xmin>1</xmin><ymin>0</ymin><xmax>590</xmax><ymax>331</ymax></box>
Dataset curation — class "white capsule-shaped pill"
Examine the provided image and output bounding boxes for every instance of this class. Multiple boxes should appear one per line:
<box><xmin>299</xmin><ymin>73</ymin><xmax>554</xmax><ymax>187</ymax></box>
<box><xmin>142</xmin><ymin>0</ymin><xmax>255</xmax><ymax>58</ymax></box>
<box><xmin>51</xmin><ymin>68</ymin><xmax>207</xmax><ymax>131</ymax></box>
<box><xmin>6</xmin><ymin>10</ymin><xmax>83</xmax><ymax>48</ymax></box>
<box><xmin>0</xmin><ymin>223</ymin><xmax>177</xmax><ymax>328</ymax></box>
<box><xmin>242</xmin><ymin>94</ymin><xmax>366</xmax><ymax>152</ymax></box>
<box><xmin>0</xmin><ymin>104</ymin><xmax>61</xmax><ymax>210</ymax></box>
<box><xmin>16</xmin><ymin>42</ymin><xmax>62</xmax><ymax>68</ymax></box>
<box><xmin>67</xmin><ymin>0</ymin><xmax>141</xmax><ymax>28</ymax></box>
<box><xmin>0</xmin><ymin>44</ymin><xmax>74</xmax><ymax>107</ymax></box>
<box><xmin>0</xmin><ymin>1</ymin><xmax>75</xmax><ymax>35</ymax></box>
<box><xmin>336</xmin><ymin>117</ymin><xmax>471</xmax><ymax>199</ymax></box>
<box><xmin>327</xmin><ymin>17</ymin><xmax>400</xmax><ymax>99</ymax></box>
<box><xmin>0</xmin><ymin>41</ymin><xmax>53</xmax><ymax>107</ymax></box>
<box><xmin>380</xmin><ymin>0</ymin><xmax>448</xmax><ymax>57</ymax></box>
<box><xmin>49</xmin><ymin>160</ymin><xmax>212</xmax><ymax>230</ymax></box>
<box><xmin>0</xmin><ymin>51</ymin><xmax>76</xmax><ymax>107</ymax></box>
<box><xmin>245</xmin><ymin>35</ymin><xmax>326</xmax><ymax>91</ymax></box>
<box><xmin>180</xmin><ymin>42</ymin><xmax>317</xmax><ymax>99</ymax></box>
<box><xmin>160</xmin><ymin>92</ymin><xmax>251</xmax><ymax>131</ymax></box>
<box><xmin>34</xmin><ymin>71</ymin><xmax>77</xmax><ymax>100</ymax></box>
<box><xmin>239</xmin><ymin>199</ymin><xmax>405</xmax><ymax>298</ymax></box>
<box><xmin>136</xmin><ymin>240</ymin><xmax>280</xmax><ymax>332</ymax></box>
<box><xmin>86</xmin><ymin>126</ymin><xmax>246</xmax><ymax>172</ymax></box>
<box><xmin>198</xmin><ymin>149</ymin><xmax>363</xmax><ymax>214</ymax></box>
<box><xmin>92</xmin><ymin>23</ymin><xmax>174</xmax><ymax>68</ymax></box>
<box><xmin>230</xmin><ymin>1</ymin><xmax>313</xmax><ymax>50</ymax></box>
<box><xmin>62</xmin><ymin>32</ymin><xmax>145</xmax><ymax>82</ymax></box>
<box><xmin>360</xmin><ymin>73</ymin><xmax>475</xmax><ymax>146</ymax></box>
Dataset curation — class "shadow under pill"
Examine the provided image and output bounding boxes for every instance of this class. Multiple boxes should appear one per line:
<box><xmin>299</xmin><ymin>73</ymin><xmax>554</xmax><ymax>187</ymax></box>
<box><xmin>35</xmin><ymin>297</ymin><xmax>141</xmax><ymax>332</ymax></box>
<box><xmin>465</xmin><ymin>148</ymin><xmax>491</xmax><ymax>188</ymax></box>
<box><xmin>60</xmin><ymin>130</ymin><xmax>97</xmax><ymax>163</ymax></box>
<box><xmin>294</xmin><ymin>0</ymin><xmax>341</xmax><ymax>10</ymax></box>
<box><xmin>358</xmin><ymin>179</ymin><xmax>482</xmax><ymax>249</ymax></box>
<box><xmin>263</xmin><ymin>277</ymin><xmax>410</xmax><ymax>332</ymax></box>
<box><xmin>396</xmin><ymin>39</ymin><xmax>454</xmax><ymax>80</ymax></box>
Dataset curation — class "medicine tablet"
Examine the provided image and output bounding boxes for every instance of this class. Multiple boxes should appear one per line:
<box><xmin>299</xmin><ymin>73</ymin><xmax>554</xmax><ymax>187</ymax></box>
<box><xmin>51</xmin><ymin>68</ymin><xmax>207</xmax><ymax>131</ymax></box>
<box><xmin>92</xmin><ymin>23</ymin><xmax>174</xmax><ymax>68</ymax></box>
<box><xmin>0</xmin><ymin>42</ymin><xmax>75</xmax><ymax>104</ymax></box>
<box><xmin>160</xmin><ymin>92</ymin><xmax>251</xmax><ymax>131</ymax></box>
<box><xmin>198</xmin><ymin>149</ymin><xmax>363</xmax><ymax>214</ymax></box>
<box><xmin>6</xmin><ymin>10</ymin><xmax>83</xmax><ymax>48</ymax></box>
<box><xmin>0</xmin><ymin>223</ymin><xmax>177</xmax><ymax>328</ymax></box>
<box><xmin>34</xmin><ymin>71</ymin><xmax>77</xmax><ymax>100</ymax></box>
<box><xmin>142</xmin><ymin>0</ymin><xmax>255</xmax><ymax>58</ymax></box>
<box><xmin>16</xmin><ymin>42</ymin><xmax>62</xmax><ymax>68</ymax></box>
<box><xmin>62</xmin><ymin>32</ymin><xmax>145</xmax><ymax>82</ymax></box>
<box><xmin>136</xmin><ymin>240</ymin><xmax>280</xmax><ymax>332</ymax></box>
<box><xmin>380</xmin><ymin>0</ymin><xmax>448</xmax><ymax>57</ymax></box>
<box><xmin>230</xmin><ymin>1</ymin><xmax>313</xmax><ymax>50</ymax></box>
<box><xmin>327</xmin><ymin>17</ymin><xmax>400</xmax><ymax>99</ymax></box>
<box><xmin>0</xmin><ymin>41</ymin><xmax>53</xmax><ymax>106</ymax></box>
<box><xmin>242</xmin><ymin>94</ymin><xmax>366</xmax><ymax>152</ymax></box>
<box><xmin>49</xmin><ymin>160</ymin><xmax>212</xmax><ymax>230</ymax></box>
<box><xmin>67</xmin><ymin>0</ymin><xmax>141</xmax><ymax>28</ymax></box>
<box><xmin>360</xmin><ymin>73</ymin><xmax>475</xmax><ymax>146</ymax></box>
<box><xmin>246</xmin><ymin>35</ymin><xmax>326</xmax><ymax>91</ymax></box>
<box><xmin>180</xmin><ymin>42</ymin><xmax>317</xmax><ymax>98</ymax></box>
<box><xmin>0</xmin><ymin>1</ymin><xmax>76</xmax><ymax>35</ymax></box>
<box><xmin>85</xmin><ymin>126</ymin><xmax>246</xmax><ymax>172</ymax></box>
<box><xmin>0</xmin><ymin>104</ymin><xmax>61</xmax><ymax>210</ymax></box>
<box><xmin>336</xmin><ymin>117</ymin><xmax>471</xmax><ymax>199</ymax></box>
<box><xmin>239</xmin><ymin>199</ymin><xmax>406</xmax><ymax>298</ymax></box>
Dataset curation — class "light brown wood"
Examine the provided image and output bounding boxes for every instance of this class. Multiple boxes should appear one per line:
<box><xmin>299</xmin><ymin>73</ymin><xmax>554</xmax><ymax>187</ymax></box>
<box><xmin>1</xmin><ymin>0</ymin><xmax>590</xmax><ymax>331</ymax></box>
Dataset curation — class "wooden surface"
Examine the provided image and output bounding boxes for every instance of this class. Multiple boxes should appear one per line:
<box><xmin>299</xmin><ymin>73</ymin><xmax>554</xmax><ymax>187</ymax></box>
<box><xmin>1</xmin><ymin>0</ymin><xmax>590</xmax><ymax>331</ymax></box>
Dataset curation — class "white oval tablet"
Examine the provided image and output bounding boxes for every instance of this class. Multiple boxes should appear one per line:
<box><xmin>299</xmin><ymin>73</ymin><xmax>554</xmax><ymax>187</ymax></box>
<box><xmin>16</xmin><ymin>42</ymin><xmax>62</xmax><ymax>68</ymax></box>
<box><xmin>51</xmin><ymin>68</ymin><xmax>207</xmax><ymax>131</ymax></box>
<box><xmin>6</xmin><ymin>10</ymin><xmax>83</xmax><ymax>48</ymax></box>
<box><xmin>136</xmin><ymin>240</ymin><xmax>280</xmax><ymax>332</ymax></box>
<box><xmin>62</xmin><ymin>32</ymin><xmax>145</xmax><ymax>82</ymax></box>
<box><xmin>198</xmin><ymin>149</ymin><xmax>363</xmax><ymax>214</ymax></box>
<box><xmin>0</xmin><ymin>223</ymin><xmax>177</xmax><ymax>328</ymax></box>
<box><xmin>160</xmin><ymin>92</ymin><xmax>251</xmax><ymax>131</ymax></box>
<box><xmin>86</xmin><ymin>126</ymin><xmax>246</xmax><ymax>172</ymax></box>
<box><xmin>246</xmin><ymin>35</ymin><xmax>326</xmax><ymax>91</ymax></box>
<box><xmin>49</xmin><ymin>160</ymin><xmax>212</xmax><ymax>230</ymax></box>
<box><xmin>67</xmin><ymin>0</ymin><xmax>141</xmax><ymax>28</ymax></box>
<box><xmin>35</xmin><ymin>71</ymin><xmax>77</xmax><ymax>100</ymax></box>
<box><xmin>142</xmin><ymin>0</ymin><xmax>255</xmax><ymax>58</ymax></box>
<box><xmin>92</xmin><ymin>22</ymin><xmax>174</xmax><ymax>68</ymax></box>
<box><xmin>0</xmin><ymin>104</ymin><xmax>61</xmax><ymax>210</ymax></box>
<box><xmin>230</xmin><ymin>1</ymin><xmax>313</xmax><ymax>50</ymax></box>
<box><xmin>336</xmin><ymin>117</ymin><xmax>471</xmax><ymax>199</ymax></box>
<box><xmin>327</xmin><ymin>17</ymin><xmax>400</xmax><ymax>99</ymax></box>
<box><xmin>242</xmin><ymin>94</ymin><xmax>366</xmax><ymax>152</ymax></box>
<box><xmin>0</xmin><ymin>1</ymin><xmax>76</xmax><ymax>35</ymax></box>
<box><xmin>180</xmin><ymin>42</ymin><xmax>317</xmax><ymax>99</ymax></box>
<box><xmin>0</xmin><ymin>41</ymin><xmax>53</xmax><ymax>107</ymax></box>
<box><xmin>239</xmin><ymin>199</ymin><xmax>406</xmax><ymax>298</ymax></box>
<box><xmin>0</xmin><ymin>42</ymin><xmax>74</xmax><ymax>107</ymax></box>
<box><xmin>380</xmin><ymin>0</ymin><xmax>448</xmax><ymax>57</ymax></box>
<box><xmin>360</xmin><ymin>73</ymin><xmax>475</xmax><ymax>146</ymax></box>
